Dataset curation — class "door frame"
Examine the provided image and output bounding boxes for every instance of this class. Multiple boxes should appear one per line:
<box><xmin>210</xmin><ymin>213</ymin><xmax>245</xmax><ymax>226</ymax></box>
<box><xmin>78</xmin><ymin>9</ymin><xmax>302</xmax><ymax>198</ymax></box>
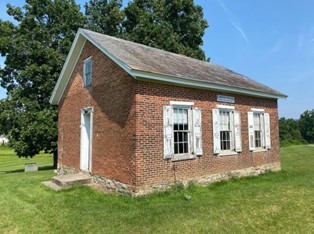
<box><xmin>80</xmin><ymin>107</ymin><xmax>93</xmax><ymax>172</ymax></box>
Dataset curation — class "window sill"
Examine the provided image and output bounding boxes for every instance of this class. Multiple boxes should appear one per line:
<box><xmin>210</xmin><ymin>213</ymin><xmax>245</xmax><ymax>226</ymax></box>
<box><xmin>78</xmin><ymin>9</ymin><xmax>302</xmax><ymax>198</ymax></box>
<box><xmin>251</xmin><ymin>148</ymin><xmax>268</xmax><ymax>153</ymax></box>
<box><xmin>217</xmin><ymin>151</ymin><xmax>238</xmax><ymax>157</ymax></box>
<box><xmin>171</xmin><ymin>154</ymin><xmax>196</xmax><ymax>162</ymax></box>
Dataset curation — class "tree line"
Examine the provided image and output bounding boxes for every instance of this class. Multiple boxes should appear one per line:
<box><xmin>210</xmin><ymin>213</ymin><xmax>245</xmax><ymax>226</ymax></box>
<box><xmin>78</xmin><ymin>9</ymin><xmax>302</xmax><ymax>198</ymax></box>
<box><xmin>0</xmin><ymin>0</ymin><xmax>208</xmax><ymax>167</ymax></box>
<box><xmin>279</xmin><ymin>110</ymin><xmax>314</xmax><ymax>147</ymax></box>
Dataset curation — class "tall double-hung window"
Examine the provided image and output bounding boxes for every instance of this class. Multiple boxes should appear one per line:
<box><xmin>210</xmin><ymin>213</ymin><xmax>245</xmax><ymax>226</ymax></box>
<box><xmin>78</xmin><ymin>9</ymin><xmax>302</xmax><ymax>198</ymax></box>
<box><xmin>212</xmin><ymin>106</ymin><xmax>242</xmax><ymax>155</ymax></box>
<box><xmin>173</xmin><ymin>107</ymin><xmax>190</xmax><ymax>154</ymax></box>
<box><xmin>163</xmin><ymin>101</ymin><xmax>202</xmax><ymax>160</ymax></box>
<box><xmin>248</xmin><ymin>109</ymin><xmax>271</xmax><ymax>151</ymax></box>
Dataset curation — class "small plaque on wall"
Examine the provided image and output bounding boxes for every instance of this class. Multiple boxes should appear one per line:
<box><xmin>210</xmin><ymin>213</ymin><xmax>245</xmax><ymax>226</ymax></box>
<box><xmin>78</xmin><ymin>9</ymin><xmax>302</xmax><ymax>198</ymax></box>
<box><xmin>217</xmin><ymin>95</ymin><xmax>235</xmax><ymax>103</ymax></box>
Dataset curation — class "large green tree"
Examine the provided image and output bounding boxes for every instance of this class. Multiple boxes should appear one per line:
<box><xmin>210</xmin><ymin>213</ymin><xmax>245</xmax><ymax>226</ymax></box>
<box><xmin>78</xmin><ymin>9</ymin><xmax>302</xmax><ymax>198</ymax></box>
<box><xmin>299</xmin><ymin>110</ymin><xmax>314</xmax><ymax>143</ymax></box>
<box><xmin>0</xmin><ymin>0</ymin><xmax>86</xmax><ymax>167</ymax></box>
<box><xmin>85</xmin><ymin>0</ymin><xmax>124</xmax><ymax>36</ymax></box>
<box><xmin>123</xmin><ymin>0</ymin><xmax>208</xmax><ymax>60</ymax></box>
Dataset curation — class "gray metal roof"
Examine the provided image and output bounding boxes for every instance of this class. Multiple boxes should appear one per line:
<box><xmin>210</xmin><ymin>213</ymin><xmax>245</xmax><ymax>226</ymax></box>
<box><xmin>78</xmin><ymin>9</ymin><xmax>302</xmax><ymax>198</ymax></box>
<box><xmin>82</xmin><ymin>29</ymin><xmax>286</xmax><ymax>98</ymax></box>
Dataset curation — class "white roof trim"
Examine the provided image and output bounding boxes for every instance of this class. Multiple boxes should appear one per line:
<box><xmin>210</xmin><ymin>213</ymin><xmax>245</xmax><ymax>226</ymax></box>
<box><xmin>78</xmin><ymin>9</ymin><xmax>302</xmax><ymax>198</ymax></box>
<box><xmin>50</xmin><ymin>29</ymin><xmax>286</xmax><ymax>105</ymax></box>
<box><xmin>50</xmin><ymin>31</ymin><xmax>86</xmax><ymax>104</ymax></box>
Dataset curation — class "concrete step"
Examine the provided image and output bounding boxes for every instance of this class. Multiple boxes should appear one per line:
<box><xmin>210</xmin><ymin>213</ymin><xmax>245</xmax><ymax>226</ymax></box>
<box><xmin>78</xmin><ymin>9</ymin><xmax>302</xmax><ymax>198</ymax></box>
<box><xmin>42</xmin><ymin>180</ymin><xmax>63</xmax><ymax>191</ymax></box>
<box><xmin>52</xmin><ymin>173</ymin><xmax>92</xmax><ymax>188</ymax></box>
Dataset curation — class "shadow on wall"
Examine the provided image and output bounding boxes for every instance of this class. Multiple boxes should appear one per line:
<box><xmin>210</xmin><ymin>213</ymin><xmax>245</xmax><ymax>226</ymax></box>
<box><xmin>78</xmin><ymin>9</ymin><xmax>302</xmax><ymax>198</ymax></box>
<box><xmin>90</xmin><ymin>72</ymin><xmax>136</xmax><ymax>129</ymax></box>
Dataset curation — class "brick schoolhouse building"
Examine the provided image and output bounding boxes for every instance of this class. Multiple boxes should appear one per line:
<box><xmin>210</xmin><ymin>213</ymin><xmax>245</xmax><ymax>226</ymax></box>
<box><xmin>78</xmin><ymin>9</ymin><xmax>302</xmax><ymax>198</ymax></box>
<box><xmin>50</xmin><ymin>29</ymin><xmax>287</xmax><ymax>195</ymax></box>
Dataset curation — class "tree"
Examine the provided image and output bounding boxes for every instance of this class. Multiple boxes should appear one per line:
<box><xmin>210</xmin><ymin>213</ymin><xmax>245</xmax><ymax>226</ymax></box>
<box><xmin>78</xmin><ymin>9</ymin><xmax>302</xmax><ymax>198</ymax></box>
<box><xmin>0</xmin><ymin>0</ymin><xmax>86</xmax><ymax>167</ymax></box>
<box><xmin>122</xmin><ymin>0</ymin><xmax>208</xmax><ymax>60</ymax></box>
<box><xmin>85</xmin><ymin>0</ymin><xmax>124</xmax><ymax>36</ymax></box>
<box><xmin>299</xmin><ymin>110</ymin><xmax>314</xmax><ymax>143</ymax></box>
<box><xmin>279</xmin><ymin>117</ymin><xmax>306</xmax><ymax>147</ymax></box>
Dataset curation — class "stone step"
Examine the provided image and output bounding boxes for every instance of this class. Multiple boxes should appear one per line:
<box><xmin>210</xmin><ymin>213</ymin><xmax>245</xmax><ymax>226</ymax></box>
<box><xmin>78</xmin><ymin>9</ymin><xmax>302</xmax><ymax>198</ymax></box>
<box><xmin>52</xmin><ymin>173</ymin><xmax>92</xmax><ymax>188</ymax></box>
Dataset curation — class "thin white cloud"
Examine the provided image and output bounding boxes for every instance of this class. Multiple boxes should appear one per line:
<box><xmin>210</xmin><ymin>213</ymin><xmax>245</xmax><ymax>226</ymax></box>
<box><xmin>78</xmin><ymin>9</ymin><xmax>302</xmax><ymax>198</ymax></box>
<box><xmin>215</xmin><ymin>0</ymin><xmax>249</xmax><ymax>44</ymax></box>
<box><xmin>229</xmin><ymin>21</ymin><xmax>249</xmax><ymax>44</ymax></box>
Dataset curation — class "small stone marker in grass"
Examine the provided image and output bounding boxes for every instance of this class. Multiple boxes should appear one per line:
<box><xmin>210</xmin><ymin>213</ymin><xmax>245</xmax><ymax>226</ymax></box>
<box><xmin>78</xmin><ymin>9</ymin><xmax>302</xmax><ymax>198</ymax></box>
<box><xmin>25</xmin><ymin>163</ymin><xmax>38</xmax><ymax>172</ymax></box>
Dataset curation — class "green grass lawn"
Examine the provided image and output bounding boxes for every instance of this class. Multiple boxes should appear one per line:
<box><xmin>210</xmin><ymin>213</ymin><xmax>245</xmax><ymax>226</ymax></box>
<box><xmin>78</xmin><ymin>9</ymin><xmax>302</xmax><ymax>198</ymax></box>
<box><xmin>0</xmin><ymin>145</ymin><xmax>313</xmax><ymax>233</ymax></box>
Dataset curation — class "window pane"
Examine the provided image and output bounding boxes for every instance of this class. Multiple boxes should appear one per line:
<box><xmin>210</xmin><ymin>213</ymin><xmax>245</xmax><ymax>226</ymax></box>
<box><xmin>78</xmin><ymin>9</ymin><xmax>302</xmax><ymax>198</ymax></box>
<box><xmin>174</xmin><ymin>124</ymin><xmax>178</xmax><ymax>130</ymax></box>
<box><xmin>179</xmin><ymin>132</ymin><xmax>183</xmax><ymax>142</ymax></box>
<box><xmin>179</xmin><ymin>123</ymin><xmax>183</xmax><ymax>130</ymax></box>
<box><xmin>184</xmin><ymin>123</ymin><xmax>188</xmax><ymax>130</ymax></box>
<box><xmin>179</xmin><ymin>143</ymin><xmax>184</xmax><ymax>154</ymax></box>
<box><xmin>174</xmin><ymin>143</ymin><xmax>178</xmax><ymax>154</ymax></box>
<box><xmin>174</xmin><ymin>132</ymin><xmax>178</xmax><ymax>142</ymax></box>
<box><xmin>183</xmin><ymin>132</ymin><xmax>188</xmax><ymax>142</ymax></box>
<box><xmin>184</xmin><ymin>142</ymin><xmax>188</xmax><ymax>153</ymax></box>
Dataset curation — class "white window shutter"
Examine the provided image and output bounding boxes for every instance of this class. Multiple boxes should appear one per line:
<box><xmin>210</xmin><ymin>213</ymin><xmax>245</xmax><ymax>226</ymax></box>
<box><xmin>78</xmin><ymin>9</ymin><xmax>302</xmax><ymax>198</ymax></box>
<box><xmin>230</xmin><ymin>111</ymin><xmax>235</xmax><ymax>150</ymax></box>
<box><xmin>192</xmin><ymin>108</ymin><xmax>202</xmax><ymax>156</ymax></box>
<box><xmin>212</xmin><ymin>109</ymin><xmax>221</xmax><ymax>154</ymax></box>
<box><xmin>233</xmin><ymin>111</ymin><xmax>242</xmax><ymax>152</ymax></box>
<box><xmin>264</xmin><ymin>113</ymin><xmax>271</xmax><ymax>149</ymax></box>
<box><xmin>163</xmin><ymin>106</ymin><xmax>173</xmax><ymax>159</ymax></box>
<box><xmin>248</xmin><ymin>112</ymin><xmax>255</xmax><ymax>151</ymax></box>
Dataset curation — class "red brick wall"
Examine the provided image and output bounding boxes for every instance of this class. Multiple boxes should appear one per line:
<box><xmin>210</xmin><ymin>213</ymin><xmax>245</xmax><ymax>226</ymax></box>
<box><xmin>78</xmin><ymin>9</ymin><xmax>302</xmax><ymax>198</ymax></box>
<box><xmin>134</xmin><ymin>81</ymin><xmax>280</xmax><ymax>187</ymax></box>
<box><xmin>58</xmin><ymin>41</ymin><xmax>137</xmax><ymax>185</ymax></box>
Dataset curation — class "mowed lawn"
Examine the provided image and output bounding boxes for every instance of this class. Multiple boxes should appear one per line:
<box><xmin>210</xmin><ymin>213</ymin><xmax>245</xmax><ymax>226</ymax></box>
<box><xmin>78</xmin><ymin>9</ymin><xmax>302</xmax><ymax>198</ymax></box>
<box><xmin>0</xmin><ymin>145</ymin><xmax>313</xmax><ymax>233</ymax></box>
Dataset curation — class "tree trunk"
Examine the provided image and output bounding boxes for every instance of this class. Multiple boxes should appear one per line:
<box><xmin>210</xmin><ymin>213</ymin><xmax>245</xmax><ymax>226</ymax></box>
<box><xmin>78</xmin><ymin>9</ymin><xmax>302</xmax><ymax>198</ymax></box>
<box><xmin>53</xmin><ymin>149</ymin><xmax>58</xmax><ymax>169</ymax></box>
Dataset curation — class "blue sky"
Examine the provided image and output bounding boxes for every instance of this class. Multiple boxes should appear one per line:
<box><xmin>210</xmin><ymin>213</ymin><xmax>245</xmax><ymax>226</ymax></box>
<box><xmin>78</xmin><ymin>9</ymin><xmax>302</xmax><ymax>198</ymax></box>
<box><xmin>1</xmin><ymin>0</ymin><xmax>314</xmax><ymax>119</ymax></box>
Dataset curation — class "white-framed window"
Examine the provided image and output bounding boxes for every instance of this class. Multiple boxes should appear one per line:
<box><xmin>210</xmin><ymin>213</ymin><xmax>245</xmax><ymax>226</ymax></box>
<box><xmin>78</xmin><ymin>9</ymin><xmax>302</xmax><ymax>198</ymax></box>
<box><xmin>83</xmin><ymin>57</ymin><xmax>92</xmax><ymax>87</ymax></box>
<box><xmin>248</xmin><ymin>109</ymin><xmax>271</xmax><ymax>151</ymax></box>
<box><xmin>163</xmin><ymin>102</ymin><xmax>202</xmax><ymax>160</ymax></box>
<box><xmin>212</xmin><ymin>106</ymin><xmax>242</xmax><ymax>155</ymax></box>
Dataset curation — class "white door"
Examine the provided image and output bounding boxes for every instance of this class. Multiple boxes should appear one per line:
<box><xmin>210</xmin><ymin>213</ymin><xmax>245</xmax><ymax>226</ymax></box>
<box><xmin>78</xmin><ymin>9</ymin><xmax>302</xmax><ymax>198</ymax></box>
<box><xmin>80</xmin><ymin>108</ymin><xmax>92</xmax><ymax>172</ymax></box>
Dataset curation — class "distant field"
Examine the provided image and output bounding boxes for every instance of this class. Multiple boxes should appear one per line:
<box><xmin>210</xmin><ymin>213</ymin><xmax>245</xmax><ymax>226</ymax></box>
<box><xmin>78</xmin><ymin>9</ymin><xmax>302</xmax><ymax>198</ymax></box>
<box><xmin>0</xmin><ymin>145</ymin><xmax>313</xmax><ymax>233</ymax></box>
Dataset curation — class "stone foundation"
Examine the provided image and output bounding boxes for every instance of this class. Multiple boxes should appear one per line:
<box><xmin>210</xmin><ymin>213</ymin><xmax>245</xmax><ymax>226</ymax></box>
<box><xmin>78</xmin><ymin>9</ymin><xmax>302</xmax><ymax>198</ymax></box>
<box><xmin>135</xmin><ymin>162</ymin><xmax>281</xmax><ymax>196</ymax></box>
<box><xmin>57</xmin><ymin>164</ymin><xmax>80</xmax><ymax>175</ymax></box>
<box><xmin>57</xmin><ymin>162</ymin><xmax>280</xmax><ymax>196</ymax></box>
<box><xmin>92</xmin><ymin>175</ymin><xmax>134</xmax><ymax>195</ymax></box>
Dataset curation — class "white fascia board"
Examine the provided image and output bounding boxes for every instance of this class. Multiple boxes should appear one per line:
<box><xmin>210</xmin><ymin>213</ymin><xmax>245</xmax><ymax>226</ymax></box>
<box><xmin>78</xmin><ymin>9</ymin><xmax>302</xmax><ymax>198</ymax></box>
<box><xmin>50</xmin><ymin>32</ymin><xmax>86</xmax><ymax>105</ymax></box>
<box><xmin>132</xmin><ymin>70</ymin><xmax>286</xmax><ymax>100</ymax></box>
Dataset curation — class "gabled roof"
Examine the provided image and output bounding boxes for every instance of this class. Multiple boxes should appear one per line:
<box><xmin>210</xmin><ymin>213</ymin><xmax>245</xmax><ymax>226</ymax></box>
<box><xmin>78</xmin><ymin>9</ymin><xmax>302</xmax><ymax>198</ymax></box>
<box><xmin>50</xmin><ymin>28</ymin><xmax>287</xmax><ymax>105</ymax></box>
